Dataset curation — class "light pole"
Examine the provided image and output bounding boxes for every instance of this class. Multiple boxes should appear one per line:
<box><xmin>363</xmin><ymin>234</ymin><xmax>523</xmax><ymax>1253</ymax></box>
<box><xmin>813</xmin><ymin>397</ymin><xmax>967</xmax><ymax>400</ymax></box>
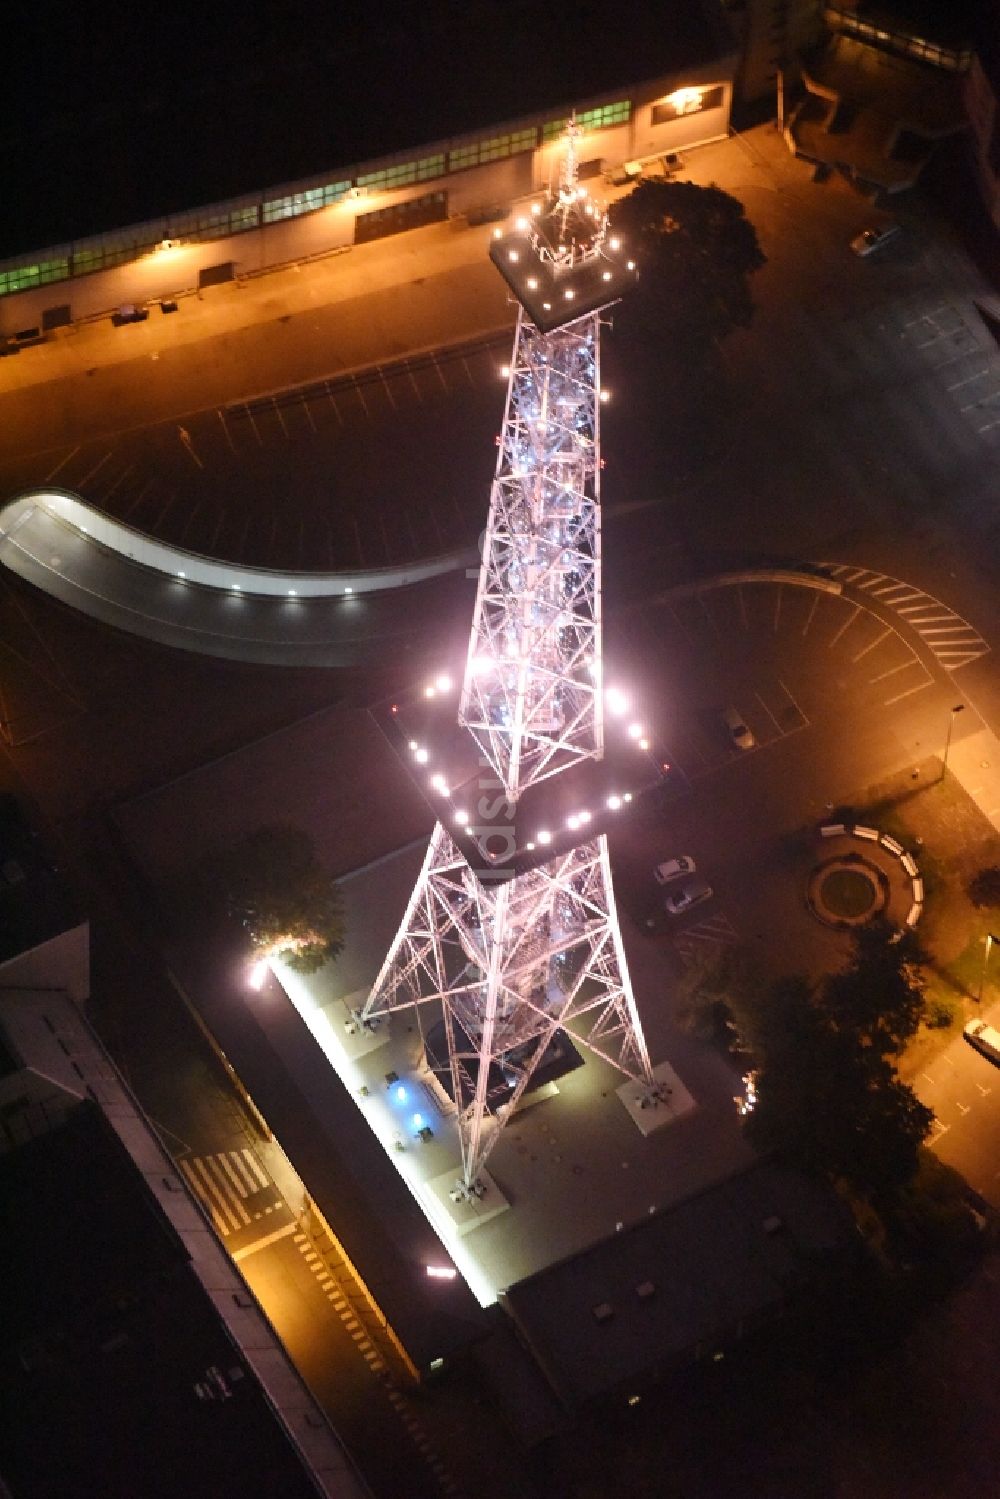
<box><xmin>941</xmin><ymin>703</ymin><xmax>965</xmax><ymax>781</ymax></box>
<box><xmin>977</xmin><ymin>932</ymin><xmax>1000</xmax><ymax>1004</ymax></box>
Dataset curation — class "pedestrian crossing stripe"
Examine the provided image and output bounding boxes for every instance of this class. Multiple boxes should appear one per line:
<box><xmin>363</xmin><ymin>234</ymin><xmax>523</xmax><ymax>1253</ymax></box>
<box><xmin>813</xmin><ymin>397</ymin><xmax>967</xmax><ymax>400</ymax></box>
<box><xmin>178</xmin><ymin>1149</ymin><xmax>278</xmax><ymax>1236</ymax></box>
<box><xmin>819</xmin><ymin>565</ymin><xmax>990</xmax><ymax>672</ymax></box>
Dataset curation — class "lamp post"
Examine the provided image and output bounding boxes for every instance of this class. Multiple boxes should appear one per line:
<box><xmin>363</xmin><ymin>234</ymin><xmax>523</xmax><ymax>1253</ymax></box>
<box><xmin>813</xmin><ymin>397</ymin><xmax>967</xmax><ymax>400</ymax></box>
<box><xmin>977</xmin><ymin>932</ymin><xmax>1000</xmax><ymax>1005</ymax></box>
<box><xmin>941</xmin><ymin>703</ymin><xmax>964</xmax><ymax>781</ymax></box>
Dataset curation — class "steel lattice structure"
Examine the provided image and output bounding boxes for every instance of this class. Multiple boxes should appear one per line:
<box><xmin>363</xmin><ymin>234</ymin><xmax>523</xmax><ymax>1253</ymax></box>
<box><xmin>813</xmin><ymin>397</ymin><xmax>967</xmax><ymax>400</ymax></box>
<box><xmin>361</xmin><ymin>126</ymin><xmax>655</xmax><ymax>1190</ymax></box>
<box><xmin>458</xmin><ymin>310</ymin><xmax>603</xmax><ymax>801</ymax></box>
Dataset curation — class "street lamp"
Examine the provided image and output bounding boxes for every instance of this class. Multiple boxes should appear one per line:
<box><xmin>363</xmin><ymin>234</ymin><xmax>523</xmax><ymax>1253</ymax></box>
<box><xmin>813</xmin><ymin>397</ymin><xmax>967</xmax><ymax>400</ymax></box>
<box><xmin>941</xmin><ymin>704</ymin><xmax>965</xmax><ymax>781</ymax></box>
<box><xmin>977</xmin><ymin>932</ymin><xmax>1000</xmax><ymax>1004</ymax></box>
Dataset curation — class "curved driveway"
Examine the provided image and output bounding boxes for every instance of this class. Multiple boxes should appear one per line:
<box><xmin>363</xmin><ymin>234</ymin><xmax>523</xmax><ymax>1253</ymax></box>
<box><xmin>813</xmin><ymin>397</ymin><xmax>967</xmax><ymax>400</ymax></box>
<box><xmin>0</xmin><ymin>489</ymin><xmax>475</xmax><ymax>666</ymax></box>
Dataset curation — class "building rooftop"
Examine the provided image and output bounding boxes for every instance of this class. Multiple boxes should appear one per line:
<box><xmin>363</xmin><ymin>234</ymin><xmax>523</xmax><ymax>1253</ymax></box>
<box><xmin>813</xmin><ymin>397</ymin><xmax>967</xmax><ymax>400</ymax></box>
<box><xmin>0</xmin><ymin>1102</ymin><xmax>331</xmax><ymax>1499</ymax></box>
<box><xmin>0</xmin><ymin>794</ymin><xmax>79</xmax><ymax>965</ymax></box>
<box><xmin>0</xmin><ymin>0</ymin><xmax>731</xmax><ymax>255</ymax></box>
<box><xmin>502</xmin><ymin>1160</ymin><xmax>857</xmax><ymax>1404</ymax></box>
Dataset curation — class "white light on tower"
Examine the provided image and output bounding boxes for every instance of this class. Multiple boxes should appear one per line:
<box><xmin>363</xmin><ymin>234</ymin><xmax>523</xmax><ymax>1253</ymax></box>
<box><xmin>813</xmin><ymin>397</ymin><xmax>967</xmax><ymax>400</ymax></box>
<box><xmin>360</xmin><ymin>119</ymin><xmax>653</xmax><ymax>1190</ymax></box>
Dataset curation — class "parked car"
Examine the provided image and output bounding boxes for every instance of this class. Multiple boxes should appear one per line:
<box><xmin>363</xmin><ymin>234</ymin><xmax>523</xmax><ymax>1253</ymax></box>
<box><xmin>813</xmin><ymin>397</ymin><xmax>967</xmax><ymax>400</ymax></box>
<box><xmin>654</xmin><ymin>856</ymin><xmax>696</xmax><ymax>885</ymax></box>
<box><xmin>850</xmin><ymin>223</ymin><xmax>901</xmax><ymax>258</ymax></box>
<box><xmin>722</xmin><ymin>705</ymin><xmax>754</xmax><ymax>750</ymax></box>
<box><xmin>964</xmin><ymin>1017</ymin><xmax>1000</xmax><ymax>1068</ymax></box>
<box><xmin>663</xmin><ymin>878</ymin><xmax>713</xmax><ymax>917</ymax></box>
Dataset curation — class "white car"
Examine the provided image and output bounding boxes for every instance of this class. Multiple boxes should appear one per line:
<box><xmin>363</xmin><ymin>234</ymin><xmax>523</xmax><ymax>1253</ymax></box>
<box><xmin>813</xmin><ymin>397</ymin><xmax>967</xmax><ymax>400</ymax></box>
<box><xmin>654</xmin><ymin>856</ymin><xmax>696</xmax><ymax>885</ymax></box>
<box><xmin>850</xmin><ymin>223</ymin><xmax>901</xmax><ymax>258</ymax></box>
<box><xmin>723</xmin><ymin>705</ymin><xmax>754</xmax><ymax>751</ymax></box>
<box><xmin>663</xmin><ymin>878</ymin><xmax>713</xmax><ymax>917</ymax></box>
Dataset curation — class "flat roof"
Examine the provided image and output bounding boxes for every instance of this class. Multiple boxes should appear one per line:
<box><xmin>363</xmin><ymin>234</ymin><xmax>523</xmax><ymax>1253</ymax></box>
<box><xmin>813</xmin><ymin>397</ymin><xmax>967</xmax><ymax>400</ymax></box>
<box><xmin>0</xmin><ymin>1103</ymin><xmax>326</xmax><ymax>1499</ymax></box>
<box><xmin>114</xmin><ymin>697</ymin><xmax>753</xmax><ymax>1354</ymax></box>
<box><xmin>501</xmin><ymin>1160</ymin><xmax>856</xmax><ymax>1404</ymax></box>
<box><xmin>1</xmin><ymin>0</ymin><xmax>731</xmax><ymax>255</ymax></box>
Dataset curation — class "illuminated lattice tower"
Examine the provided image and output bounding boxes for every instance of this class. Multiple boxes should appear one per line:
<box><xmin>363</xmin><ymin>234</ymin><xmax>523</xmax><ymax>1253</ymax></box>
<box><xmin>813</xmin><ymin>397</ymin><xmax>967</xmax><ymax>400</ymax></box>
<box><xmin>360</xmin><ymin>125</ymin><xmax>656</xmax><ymax>1191</ymax></box>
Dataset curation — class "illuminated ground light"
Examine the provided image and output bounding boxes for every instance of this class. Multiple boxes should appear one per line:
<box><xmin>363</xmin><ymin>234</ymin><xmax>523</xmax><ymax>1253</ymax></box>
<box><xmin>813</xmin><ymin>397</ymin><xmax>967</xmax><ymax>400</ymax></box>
<box><xmin>426</xmin><ymin>1265</ymin><xmax>458</xmax><ymax>1280</ymax></box>
<box><xmin>627</xmin><ymin>722</ymin><xmax>643</xmax><ymax>739</ymax></box>
<box><xmin>435</xmin><ymin>673</ymin><xmax>453</xmax><ymax>692</ymax></box>
<box><xmin>454</xmin><ymin>809</ymin><xmax>469</xmax><ymax>826</ymax></box>
<box><xmin>536</xmin><ymin>829</ymin><xmax>552</xmax><ymax>845</ymax></box>
<box><xmin>605</xmin><ymin>686</ymin><xmax>627</xmax><ymax>715</ymax></box>
<box><xmin>607</xmin><ymin>794</ymin><xmax>622</xmax><ymax>810</ymax></box>
<box><xmin>248</xmin><ymin>957</ymin><xmax>270</xmax><ymax>990</ymax></box>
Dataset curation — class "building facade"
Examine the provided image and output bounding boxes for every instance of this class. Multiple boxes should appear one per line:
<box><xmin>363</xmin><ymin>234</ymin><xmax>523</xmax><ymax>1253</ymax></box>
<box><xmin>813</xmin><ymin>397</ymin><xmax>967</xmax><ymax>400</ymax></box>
<box><xmin>0</xmin><ymin>64</ymin><xmax>735</xmax><ymax>339</ymax></box>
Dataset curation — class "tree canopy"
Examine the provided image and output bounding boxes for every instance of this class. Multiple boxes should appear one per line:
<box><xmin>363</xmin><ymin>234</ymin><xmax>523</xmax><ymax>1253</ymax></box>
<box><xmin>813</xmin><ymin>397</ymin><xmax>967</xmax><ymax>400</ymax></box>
<box><xmin>607</xmin><ymin>179</ymin><xmax>766</xmax><ymax>347</ymax></box>
<box><xmin>685</xmin><ymin>927</ymin><xmax>933</xmax><ymax>1200</ymax></box>
<box><xmin>210</xmin><ymin>824</ymin><xmax>345</xmax><ymax>973</ymax></box>
<box><xmin>968</xmin><ymin>865</ymin><xmax>1000</xmax><ymax>910</ymax></box>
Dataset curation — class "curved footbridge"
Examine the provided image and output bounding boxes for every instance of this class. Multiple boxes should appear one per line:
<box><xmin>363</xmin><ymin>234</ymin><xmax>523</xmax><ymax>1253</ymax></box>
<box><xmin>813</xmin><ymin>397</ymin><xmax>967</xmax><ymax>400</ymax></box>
<box><xmin>0</xmin><ymin>490</ymin><xmax>475</xmax><ymax>667</ymax></box>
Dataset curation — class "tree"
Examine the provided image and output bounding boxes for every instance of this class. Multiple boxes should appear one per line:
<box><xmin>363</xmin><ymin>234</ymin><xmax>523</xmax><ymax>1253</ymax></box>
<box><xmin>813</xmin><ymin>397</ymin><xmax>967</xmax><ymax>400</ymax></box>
<box><xmin>211</xmin><ymin>824</ymin><xmax>344</xmax><ymax>973</ymax></box>
<box><xmin>737</xmin><ymin>930</ymin><xmax>932</xmax><ymax>1200</ymax></box>
<box><xmin>968</xmin><ymin>866</ymin><xmax>1000</xmax><ymax>909</ymax></box>
<box><xmin>607</xmin><ymin>179</ymin><xmax>766</xmax><ymax>347</ymax></box>
<box><xmin>820</xmin><ymin>923</ymin><xmax>926</xmax><ymax>1057</ymax></box>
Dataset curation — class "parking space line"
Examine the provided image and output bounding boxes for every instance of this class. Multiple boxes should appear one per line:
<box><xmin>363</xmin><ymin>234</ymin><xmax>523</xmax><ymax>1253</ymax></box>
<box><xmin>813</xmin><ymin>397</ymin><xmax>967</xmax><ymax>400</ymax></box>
<box><xmin>869</xmin><ymin>658</ymin><xmax>918</xmax><ymax>684</ymax></box>
<box><xmin>777</xmin><ymin>677</ymin><xmax>808</xmax><ymax>724</ymax></box>
<box><xmin>801</xmin><ymin>590</ymin><xmax>821</xmax><ymax>637</ymax></box>
<box><xmin>884</xmin><ymin>679</ymin><xmax>934</xmax><ymax>706</ymax></box>
<box><xmin>773</xmin><ymin>585</ymin><xmax>782</xmax><ymax>632</ymax></box>
<box><xmin>851</xmin><ymin>626</ymin><xmax>893</xmax><ymax>663</ymax></box>
<box><xmin>75</xmin><ymin>450</ymin><xmax>115</xmax><ymax>489</ymax></box>
<box><xmin>754</xmin><ymin>690</ymin><xmax>783</xmax><ymax>733</ymax></box>
<box><xmin>42</xmin><ymin>445</ymin><xmax>81</xmax><ymax>484</ymax></box>
<box><xmin>828</xmin><ymin>603</ymin><xmax>861</xmax><ymax>648</ymax></box>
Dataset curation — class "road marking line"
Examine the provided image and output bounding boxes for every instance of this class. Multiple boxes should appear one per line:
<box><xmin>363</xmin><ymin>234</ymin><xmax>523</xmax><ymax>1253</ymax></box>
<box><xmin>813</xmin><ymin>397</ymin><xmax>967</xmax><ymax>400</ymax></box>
<box><xmin>187</xmin><ymin>1157</ymin><xmax>243</xmax><ymax>1233</ymax></box>
<box><xmin>202</xmin><ymin>1157</ymin><xmax>253</xmax><ymax>1223</ymax></box>
<box><xmin>956</xmin><ymin>1101</ymin><xmax>971</xmax><ymax>1115</ymax></box>
<box><xmin>802</xmin><ymin>591</ymin><xmax>821</xmax><ymax>637</ymax></box>
<box><xmin>217</xmin><ymin>1152</ymin><xmax>252</xmax><ymax>1198</ymax></box>
<box><xmin>884</xmin><ymin>680</ymin><xmax>934</xmax><ymax>706</ymax></box>
<box><xmin>178</xmin><ymin>1160</ymin><xmax>228</xmax><ymax>1236</ymax></box>
<box><xmin>232</xmin><ymin>1221</ymin><xmax>298</xmax><ymax>1262</ymax></box>
<box><xmin>777</xmin><ymin>677</ymin><xmax>807</xmax><ymax>723</ymax></box>
<box><xmin>226</xmin><ymin>1151</ymin><xmax>260</xmax><ymax>1194</ymax></box>
<box><xmin>42</xmin><ymin>445</ymin><xmax>82</xmax><ymax>484</ymax></box>
<box><xmin>918</xmin><ymin>626</ymin><xmax>980</xmax><ymax>638</ymax></box>
<box><xmin>869</xmin><ymin>659</ymin><xmax>918</xmax><ymax>683</ymax></box>
<box><xmin>921</xmin><ymin>1072</ymin><xmax>936</xmax><ymax>1085</ymax></box>
<box><xmin>852</xmin><ymin>627</ymin><xmax>893</xmax><ymax>663</ymax></box>
<box><xmin>754</xmin><ymin>691</ymin><xmax>783</xmax><ymax>733</ymax></box>
<box><xmin>829</xmin><ymin>604</ymin><xmax>861</xmax><ymax>647</ymax></box>
<box><xmin>240</xmin><ymin>1150</ymin><xmax>270</xmax><ymax>1190</ymax></box>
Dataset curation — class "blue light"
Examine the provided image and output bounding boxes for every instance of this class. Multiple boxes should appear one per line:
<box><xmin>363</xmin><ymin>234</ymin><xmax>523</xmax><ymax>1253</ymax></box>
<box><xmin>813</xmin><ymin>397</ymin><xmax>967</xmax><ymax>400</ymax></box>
<box><xmin>395</xmin><ymin>1085</ymin><xmax>406</xmax><ymax>1102</ymax></box>
<box><xmin>412</xmin><ymin>1112</ymin><xmax>424</xmax><ymax>1129</ymax></box>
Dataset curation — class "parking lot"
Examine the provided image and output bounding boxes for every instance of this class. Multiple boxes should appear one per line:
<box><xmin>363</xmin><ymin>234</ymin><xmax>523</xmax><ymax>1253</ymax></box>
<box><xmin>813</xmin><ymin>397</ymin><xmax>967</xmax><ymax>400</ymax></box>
<box><xmin>605</xmin><ymin>570</ymin><xmax>975</xmax><ymax>977</ymax></box>
<box><xmin>5</xmin><ymin>332</ymin><xmax>509</xmax><ymax>571</ymax></box>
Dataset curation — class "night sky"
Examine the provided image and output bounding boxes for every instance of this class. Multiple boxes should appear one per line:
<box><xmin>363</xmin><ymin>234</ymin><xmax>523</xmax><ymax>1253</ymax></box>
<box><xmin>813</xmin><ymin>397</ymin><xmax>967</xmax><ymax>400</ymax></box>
<box><xmin>1</xmin><ymin>0</ymin><xmax>723</xmax><ymax>256</ymax></box>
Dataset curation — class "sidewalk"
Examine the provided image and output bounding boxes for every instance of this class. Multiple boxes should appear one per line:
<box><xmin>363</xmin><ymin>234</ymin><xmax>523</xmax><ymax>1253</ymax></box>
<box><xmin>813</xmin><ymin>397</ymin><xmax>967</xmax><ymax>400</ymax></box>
<box><xmin>0</xmin><ymin>125</ymin><xmax>822</xmax><ymax>463</ymax></box>
<box><xmin>948</xmin><ymin>724</ymin><xmax>1000</xmax><ymax>834</ymax></box>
